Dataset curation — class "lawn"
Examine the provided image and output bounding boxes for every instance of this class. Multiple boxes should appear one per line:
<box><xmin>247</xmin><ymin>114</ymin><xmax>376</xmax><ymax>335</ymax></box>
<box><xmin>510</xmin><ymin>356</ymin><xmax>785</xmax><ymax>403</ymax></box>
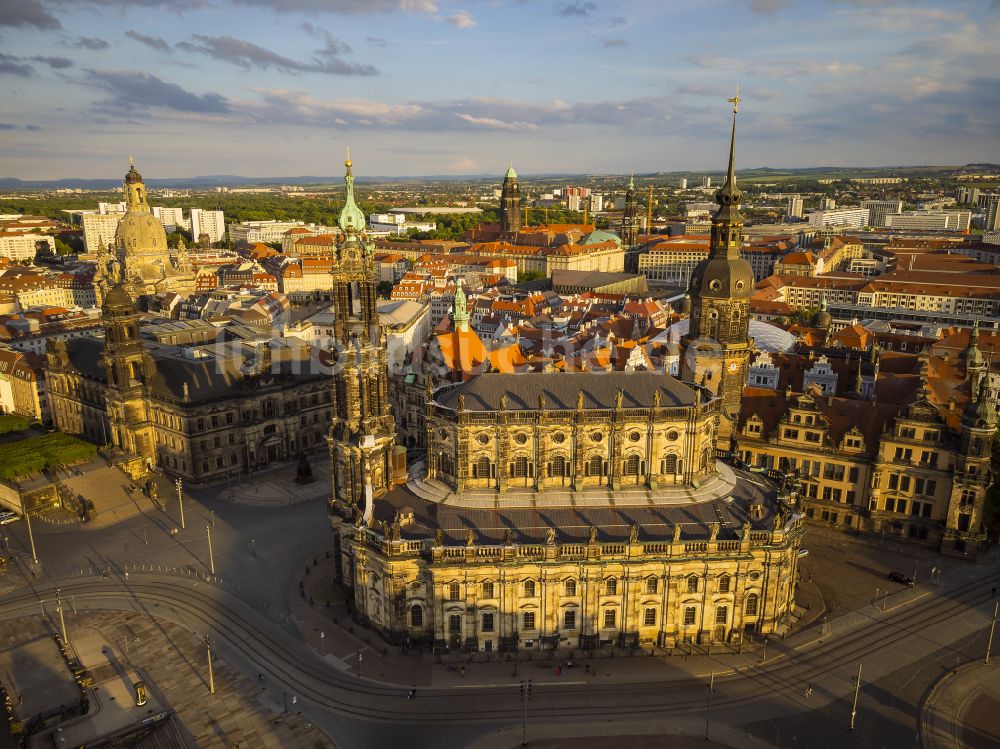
<box><xmin>0</xmin><ymin>433</ymin><xmax>97</xmax><ymax>481</ymax></box>
<box><xmin>0</xmin><ymin>414</ymin><xmax>30</xmax><ymax>436</ymax></box>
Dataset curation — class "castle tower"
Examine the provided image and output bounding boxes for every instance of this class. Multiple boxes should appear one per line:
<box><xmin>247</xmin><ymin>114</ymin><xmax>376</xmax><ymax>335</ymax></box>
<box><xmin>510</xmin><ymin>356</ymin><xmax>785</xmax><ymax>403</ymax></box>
<box><xmin>101</xmin><ymin>282</ymin><xmax>155</xmax><ymax>466</ymax></box>
<box><xmin>681</xmin><ymin>92</ymin><xmax>754</xmax><ymax>416</ymax></box>
<box><xmin>328</xmin><ymin>150</ymin><xmax>397</xmax><ymax>523</ymax></box>
<box><xmin>621</xmin><ymin>175</ymin><xmax>640</xmax><ymax>246</ymax></box>
<box><xmin>944</xmin><ymin>377</ymin><xmax>996</xmax><ymax>555</ymax></box>
<box><xmin>499</xmin><ymin>163</ymin><xmax>521</xmax><ymax>234</ymax></box>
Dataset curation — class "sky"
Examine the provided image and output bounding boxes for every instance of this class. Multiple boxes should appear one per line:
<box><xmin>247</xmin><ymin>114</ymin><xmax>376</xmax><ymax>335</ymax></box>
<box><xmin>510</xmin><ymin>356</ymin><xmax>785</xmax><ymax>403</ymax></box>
<box><xmin>0</xmin><ymin>0</ymin><xmax>998</xmax><ymax>180</ymax></box>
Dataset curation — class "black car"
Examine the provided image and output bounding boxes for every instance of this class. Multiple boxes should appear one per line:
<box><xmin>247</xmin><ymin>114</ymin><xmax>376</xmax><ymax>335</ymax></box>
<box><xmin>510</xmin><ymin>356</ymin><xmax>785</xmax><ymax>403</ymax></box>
<box><xmin>888</xmin><ymin>571</ymin><xmax>914</xmax><ymax>587</ymax></box>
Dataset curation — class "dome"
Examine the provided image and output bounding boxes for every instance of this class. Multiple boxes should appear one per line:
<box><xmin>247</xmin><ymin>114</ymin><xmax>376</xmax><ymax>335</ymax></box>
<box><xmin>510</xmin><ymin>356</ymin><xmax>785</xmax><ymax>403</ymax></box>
<box><xmin>812</xmin><ymin>308</ymin><xmax>833</xmax><ymax>329</ymax></box>
<box><xmin>124</xmin><ymin>164</ymin><xmax>143</xmax><ymax>184</ymax></box>
<box><xmin>689</xmin><ymin>256</ymin><xmax>754</xmax><ymax>300</ymax></box>
<box><xmin>115</xmin><ymin>210</ymin><xmax>168</xmax><ymax>256</ymax></box>
<box><xmin>102</xmin><ymin>283</ymin><xmax>136</xmax><ymax>315</ymax></box>
<box><xmin>658</xmin><ymin>318</ymin><xmax>796</xmax><ymax>353</ymax></box>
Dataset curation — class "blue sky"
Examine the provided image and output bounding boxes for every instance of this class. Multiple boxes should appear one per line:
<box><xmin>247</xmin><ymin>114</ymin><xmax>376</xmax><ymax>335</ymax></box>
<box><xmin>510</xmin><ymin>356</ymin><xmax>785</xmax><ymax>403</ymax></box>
<box><xmin>0</xmin><ymin>0</ymin><xmax>998</xmax><ymax>179</ymax></box>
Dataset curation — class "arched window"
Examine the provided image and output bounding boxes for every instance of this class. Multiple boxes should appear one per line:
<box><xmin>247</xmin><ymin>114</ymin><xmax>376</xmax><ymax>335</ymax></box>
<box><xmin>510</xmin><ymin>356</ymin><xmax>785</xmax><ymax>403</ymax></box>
<box><xmin>523</xmin><ymin>579</ymin><xmax>536</xmax><ymax>597</ymax></box>
<box><xmin>624</xmin><ymin>454</ymin><xmax>641</xmax><ymax>476</ymax></box>
<box><xmin>587</xmin><ymin>455</ymin><xmax>603</xmax><ymax>477</ymax></box>
<box><xmin>439</xmin><ymin>452</ymin><xmax>454</xmax><ymax>477</ymax></box>
<box><xmin>563</xmin><ymin>609</ymin><xmax>577</xmax><ymax>630</ymax></box>
<box><xmin>745</xmin><ymin>593</ymin><xmax>759</xmax><ymax>617</ymax></box>
<box><xmin>687</xmin><ymin>575</ymin><xmax>699</xmax><ymax>593</ymax></box>
<box><xmin>512</xmin><ymin>456</ymin><xmax>531</xmax><ymax>478</ymax></box>
<box><xmin>564</xmin><ymin>579</ymin><xmax>577</xmax><ymax>596</ymax></box>
<box><xmin>551</xmin><ymin>455</ymin><xmax>567</xmax><ymax>477</ymax></box>
<box><xmin>605</xmin><ymin>578</ymin><xmax>617</xmax><ymax>596</ymax></box>
<box><xmin>410</xmin><ymin>605</ymin><xmax>423</xmax><ymax>627</ymax></box>
<box><xmin>719</xmin><ymin>574</ymin><xmax>731</xmax><ymax>593</ymax></box>
<box><xmin>646</xmin><ymin>578</ymin><xmax>658</xmax><ymax>594</ymax></box>
<box><xmin>662</xmin><ymin>453</ymin><xmax>678</xmax><ymax>474</ymax></box>
<box><xmin>482</xmin><ymin>580</ymin><xmax>494</xmax><ymax>598</ymax></box>
<box><xmin>449</xmin><ymin>582</ymin><xmax>461</xmax><ymax>601</ymax></box>
<box><xmin>473</xmin><ymin>456</ymin><xmax>491</xmax><ymax>479</ymax></box>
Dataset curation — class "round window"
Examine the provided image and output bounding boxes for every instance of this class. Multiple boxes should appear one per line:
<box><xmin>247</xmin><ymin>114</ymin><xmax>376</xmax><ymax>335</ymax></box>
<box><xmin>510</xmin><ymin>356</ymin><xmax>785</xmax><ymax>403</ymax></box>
<box><xmin>591</xmin><ymin>432</ymin><xmax>603</xmax><ymax>442</ymax></box>
<box><xmin>735</xmin><ymin>280</ymin><xmax>746</xmax><ymax>291</ymax></box>
<box><xmin>477</xmin><ymin>434</ymin><xmax>489</xmax><ymax>445</ymax></box>
<box><xmin>439</xmin><ymin>429</ymin><xmax>448</xmax><ymax>439</ymax></box>
<box><xmin>552</xmin><ymin>433</ymin><xmax>566</xmax><ymax>444</ymax></box>
<box><xmin>709</xmin><ymin>279</ymin><xmax>722</xmax><ymax>291</ymax></box>
<box><xmin>514</xmin><ymin>433</ymin><xmax>528</xmax><ymax>445</ymax></box>
<box><xmin>629</xmin><ymin>432</ymin><xmax>641</xmax><ymax>442</ymax></box>
<box><xmin>666</xmin><ymin>430</ymin><xmax>679</xmax><ymax>441</ymax></box>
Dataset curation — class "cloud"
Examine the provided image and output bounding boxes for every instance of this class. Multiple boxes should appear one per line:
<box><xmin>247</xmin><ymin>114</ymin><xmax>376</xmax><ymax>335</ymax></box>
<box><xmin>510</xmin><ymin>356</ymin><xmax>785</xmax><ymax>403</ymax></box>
<box><xmin>609</xmin><ymin>16</ymin><xmax>626</xmax><ymax>26</ymax></box>
<box><xmin>0</xmin><ymin>123</ymin><xmax>16</xmax><ymax>130</ymax></box>
<box><xmin>554</xmin><ymin>1</ymin><xmax>597</xmax><ymax>17</ymax></box>
<box><xmin>67</xmin><ymin>37</ymin><xmax>110</xmax><ymax>50</ymax></box>
<box><xmin>685</xmin><ymin>53</ymin><xmax>863</xmax><ymax>78</ymax></box>
<box><xmin>366</xmin><ymin>36</ymin><xmax>389</xmax><ymax>46</ymax></box>
<box><xmin>602</xmin><ymin>39</ymin><xmax>627</xmax><ymax>48</ymax></box>
<box><xmin>85</xmin><ymin>69</ymin><xmax>231</xmax><ymax>114</ymax></box>
<box><xmin>454</xmin><ymin>113</ymin><xmax>538</xmax><ymax>130</ymax></box>
<box><xmin>444</xmin><ymin>10</ymin><xmax>476</xmax><ymax>28</ymax></box>
<box><xmin>0</xmin><ymin>54</ymin><xmax>35</xmax><ymax>77</ymax></box>
<box><xmin>735</xmin><ymin>0</ymin><xmax>794</xmax><ymax>14</ymax></box>
<box><xmin>0</xmin><ymin>0</ymin><xmax>61</xmax><ymax>30</ymax></box>
<box><xmin>125</xmin><ymin>30</ymin><xmax>171</xmax><ymax>52</ymax></box>
<box><xmin>177</xmin><ymin>34</ymin><xmax>377</xmax><ymax>75</ymax></box>
<box><xmin>31</xmin><ymin>55</ymin><xmax>73</xmax><ymax>69</ymax></box>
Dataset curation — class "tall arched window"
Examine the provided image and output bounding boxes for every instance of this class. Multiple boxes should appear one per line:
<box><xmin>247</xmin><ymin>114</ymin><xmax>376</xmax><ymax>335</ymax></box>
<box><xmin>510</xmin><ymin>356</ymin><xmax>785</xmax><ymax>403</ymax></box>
<box><xmin>662</xmin><ymin>453</ymin><xmax>678</xmax><ymax>474</ymax></box>
<box><xmin>474</xmin><ymin>456</ymin><xmax>491</xmax><ymax>479</ymax></box>
<box><xmin>551</xmin><ymin>455</ymin><xmax>567</xmax><ymax>478</ymax></box>
<box><xmin>624</xmin><ymin>454</ymin><xmax>640</xmax><ymax>475</ymax></box>
<box><xmin>719</xmin><ymin>574</ymin><xmax>731</xmax><ymax>593</ymax></box>
<box><xmin>745</xmin><ymin>593</ymin><xmax>759</xmax><ymax>617</ymax></box>
<box><xmin>687</xmin><ymin>575</ymin><xmax>698</xmax><ymax>593</ymax></box>
<box><xmin>410</xmin><ymin>605</ymin><xmax>423</xmax><ymax>627</ymax></box>
<box><xmin>449</xmin><ymin>582</ymin><xmax>461</xmax><ymax>601</ymax></box>
<box><xmin>512</xmin><ymin>456</ymin><xmax>531</xmax><ymax>479</ymax></box>
<box><xmin>587</xmin><ymin>455</ymin><xmax>603</xmax><ymax>477</ymax></box>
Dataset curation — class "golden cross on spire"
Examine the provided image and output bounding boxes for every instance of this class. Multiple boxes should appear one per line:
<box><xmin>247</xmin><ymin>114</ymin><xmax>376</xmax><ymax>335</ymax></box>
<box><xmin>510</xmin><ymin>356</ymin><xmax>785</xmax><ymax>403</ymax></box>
<box><xmin>345</xmin><ymin>145</ymin><xmax>352</xmax><ymax>169</ymax></box>
<box><xmin>129</xmin><ymin>155</ymin><xmax>135</xmax><ymax>168</ymax></box>
<box><xmin>727</xmin><ymin>84</ymin><xmax>741</xmax><ymax>114</ymax></box>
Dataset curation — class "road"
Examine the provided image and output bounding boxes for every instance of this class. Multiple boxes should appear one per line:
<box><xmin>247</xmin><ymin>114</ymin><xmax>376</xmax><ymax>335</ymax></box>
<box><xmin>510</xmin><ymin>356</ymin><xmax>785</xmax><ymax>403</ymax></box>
<box><xmin>2</xmin><ymin>562</ymin><xmax>998</xmax><ymax>748</ymax></box>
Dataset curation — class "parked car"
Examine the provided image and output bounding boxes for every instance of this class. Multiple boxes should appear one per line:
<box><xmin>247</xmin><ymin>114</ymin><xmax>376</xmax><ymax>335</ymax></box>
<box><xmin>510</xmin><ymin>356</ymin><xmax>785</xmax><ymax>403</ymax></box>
<box><xmin>0</xmin><ymin>511</ymin><xmax>20</xmax><ymax>525</ymax></box>
<box><xmin>797</xmin><ymin>549</ymin><xmax>809</xmax><ymax>558</ymax></box>
<box><xmin>888</xmin><ymin>571</ymin><xmax>914</xmax><ymax>587</ymax></box>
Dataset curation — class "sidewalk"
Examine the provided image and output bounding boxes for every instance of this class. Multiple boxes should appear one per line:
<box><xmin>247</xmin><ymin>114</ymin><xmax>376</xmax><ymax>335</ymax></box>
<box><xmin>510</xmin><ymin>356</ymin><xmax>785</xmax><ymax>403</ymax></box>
<box><xmin>192</xmin><ymin>459</ymin><xmax>330</xmax><ymax>508</ymax></box>
<box><xmin>921</xmin><ymin>659</ymin><xmax>1000</xmax><ymax>749</ymax></box>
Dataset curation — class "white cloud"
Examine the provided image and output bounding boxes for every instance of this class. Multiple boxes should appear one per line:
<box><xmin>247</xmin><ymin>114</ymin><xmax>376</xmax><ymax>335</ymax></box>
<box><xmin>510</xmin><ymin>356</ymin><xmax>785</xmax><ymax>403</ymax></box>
<box><xmin>454</xmin><ymin>113</ymin><xmax>538</xmax><ymax>130</ymax></box>
<box><xmin>443</xmin><ymin>10</ymin><xmax>476</xmax><ymax>28</ymax></box>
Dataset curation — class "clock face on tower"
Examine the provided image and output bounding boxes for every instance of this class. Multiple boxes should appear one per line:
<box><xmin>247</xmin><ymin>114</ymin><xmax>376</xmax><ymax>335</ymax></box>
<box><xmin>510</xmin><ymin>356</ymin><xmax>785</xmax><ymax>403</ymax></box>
<box><xmin>728</xmin><ymin>362</ymin><xmax>739</xmax><ymax>373</ymax></box>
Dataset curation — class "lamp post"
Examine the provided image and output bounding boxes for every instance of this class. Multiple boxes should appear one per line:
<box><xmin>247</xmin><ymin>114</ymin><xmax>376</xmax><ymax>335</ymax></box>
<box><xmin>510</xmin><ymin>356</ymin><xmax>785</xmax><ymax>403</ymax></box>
<box><xmin>850</xmin><ymin>663</ymin><xmax>862</xmax><ymax>731</ymax></box>
<box><xmin>761</xmin><ymin>635</ymin><xmax>768</xmax><ymax>663</ymax></box>
<box><xmin>206</xmin><ymin>525</ymin><xmax>215</xmax><ymax>575</ymax></box>
<box><xmin>175</xmin><ymin>478</ymin><xmax>185</xmax><ymax>530</ymax></box>
<box><xmin>520</xmin><ymin>678</ymin><xmax>532</xmax><ymax>747</ymax></box>
<box><xmin>705</xmin><ymin>670</ymin><xmax>715</xmax><ymax>740</ymax></box>
<box><xmin>56</xmin><ymin>588</ymin><xmax>68</xmax><ymax>646</ymax></box>
<box><xmin>205</xmin><ymin>635</ymin><xmax>215</xmax><ymax>695</ymax></box>
<box><xmin>24</xmin><ymin>508</ymin><xmax>38</xmax><ymax>565</ymax></box>
<box><xmin>986</xmin><ymin>602</ymin><xmax>998</xmax><ymax>665</ymax></box>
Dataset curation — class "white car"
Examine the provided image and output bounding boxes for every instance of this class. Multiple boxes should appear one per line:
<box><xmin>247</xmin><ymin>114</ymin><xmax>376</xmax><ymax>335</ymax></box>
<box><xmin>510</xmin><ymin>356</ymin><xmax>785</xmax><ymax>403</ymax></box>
<box><xmin>0</xmin><ymin>511</ymin><xmax>20</xmax><ymax>525</ymax></box>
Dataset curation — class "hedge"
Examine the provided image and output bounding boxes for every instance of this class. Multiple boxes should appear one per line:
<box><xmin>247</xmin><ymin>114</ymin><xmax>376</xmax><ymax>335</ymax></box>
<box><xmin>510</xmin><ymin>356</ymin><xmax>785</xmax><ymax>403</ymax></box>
<box><xmin>0</xmin><ymin>433</ymin><xmax>97</xmax><ymax>481</ymax></box>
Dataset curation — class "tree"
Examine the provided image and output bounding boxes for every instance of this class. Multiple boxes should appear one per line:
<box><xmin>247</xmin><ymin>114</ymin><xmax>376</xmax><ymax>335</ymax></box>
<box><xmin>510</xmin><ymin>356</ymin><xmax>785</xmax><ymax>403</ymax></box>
<box><xmin>53</xmin><ymin>238</ymin><xmax>74</xmax><ymax>255</ymax></box>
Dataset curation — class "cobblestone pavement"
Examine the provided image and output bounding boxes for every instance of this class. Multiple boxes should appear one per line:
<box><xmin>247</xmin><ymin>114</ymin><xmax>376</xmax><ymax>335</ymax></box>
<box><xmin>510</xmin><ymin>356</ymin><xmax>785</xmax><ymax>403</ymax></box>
<box><xmin>0</xmin><ymin>611</ymin><xmax>334</xmax><ymax>749</ymax></box>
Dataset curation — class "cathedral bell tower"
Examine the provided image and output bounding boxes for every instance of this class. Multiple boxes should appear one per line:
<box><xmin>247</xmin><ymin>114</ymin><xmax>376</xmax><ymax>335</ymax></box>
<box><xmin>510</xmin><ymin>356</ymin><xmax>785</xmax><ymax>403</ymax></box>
<box><xmin>101</xmin><ymin>283</ymin><xmax>155</xmax><ymax>466</ymax></box>
<box><xmin>499</xmin><ymin>163</ymin><xmax>521</xmax><ymax>234</ymax></box>
<box><xmin>621</xmin><ymin>175</ymin><xmax>640</xmax><ymax>246</ymax></box>
<box><xmin>328</xmin><ymin>150</ymin><xmax>397</xmax><ymax>524</ymax></box>
<box><xmin>681</xmin><ymin>92</ymin><xmax>754</xmax><ymax>416</ymax></box>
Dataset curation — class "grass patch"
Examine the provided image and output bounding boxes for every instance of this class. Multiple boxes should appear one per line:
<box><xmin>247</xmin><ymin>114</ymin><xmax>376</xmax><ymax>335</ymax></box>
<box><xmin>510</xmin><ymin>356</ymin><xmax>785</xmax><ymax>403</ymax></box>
<box><xmin>0</xmin><ymin>432</ymin><xmax>97</xmax><ymax>481</ymax></box>
<box><xmin>0</xmin><ymin>414</ymin><xmax>30</xmax><ymax>436</ymax></box>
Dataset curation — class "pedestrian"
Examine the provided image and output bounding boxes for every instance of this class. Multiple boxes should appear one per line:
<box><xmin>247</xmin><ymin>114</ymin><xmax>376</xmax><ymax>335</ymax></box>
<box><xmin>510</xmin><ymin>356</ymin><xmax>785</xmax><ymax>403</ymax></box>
<box><xmin>556</xmin><ymin>666</ymin><xmax>562</xmax><ymax>677</ymax></box>
<box><xmin>567</xmin><ymin>659</ymin><xmax>573</xmax><ymax>669</ymax></box>
<box><xmin>460</xmin><ymin>666</ymin><xmax>465</xmax><ymax>677</ymax></box>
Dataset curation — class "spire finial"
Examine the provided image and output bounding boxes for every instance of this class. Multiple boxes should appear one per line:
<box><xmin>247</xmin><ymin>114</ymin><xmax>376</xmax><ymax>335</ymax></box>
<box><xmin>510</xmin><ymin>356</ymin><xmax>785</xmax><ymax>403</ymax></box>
<box><xmin>345</xmin><ymin>146</ymin><xmax>352</xmax><ymax>171</ymax></box>
<box><xmin>727</xmin><ymin>84</ymin><xmax>741</xmax><ymax>114</ymax></box>
<box><xmin>129</xmin><ymin>155</ymin><xmax>135</xmax><ymax>168</ymax></box>
<box><xmin>338</xmin><ymin>148</ymin><xmax>365</xmax><ymax>234</ymax></box>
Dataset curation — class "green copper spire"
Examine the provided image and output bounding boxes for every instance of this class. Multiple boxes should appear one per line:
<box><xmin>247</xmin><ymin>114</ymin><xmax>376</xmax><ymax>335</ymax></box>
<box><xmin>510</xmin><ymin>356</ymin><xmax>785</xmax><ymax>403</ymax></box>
<box><xmin>505</xmin><ymin>162</ymin><xmax>517</xmax><ymax>180</ymax></box>
<box><xmin>452</xmin><ymin>281</ymin><xmax>469</xmax><ymax>333</ymax></box>
<box><xmin>338</xmin><ymin>147</ymin><xmax>366</xmax><ymax>234</ymax></box>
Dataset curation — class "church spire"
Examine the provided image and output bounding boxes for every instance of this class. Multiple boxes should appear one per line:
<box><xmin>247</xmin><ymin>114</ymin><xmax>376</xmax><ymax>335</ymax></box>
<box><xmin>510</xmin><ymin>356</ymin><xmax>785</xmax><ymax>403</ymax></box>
<box><xmin>338</xmin><ymin>147</ymin><xmax>366</xmax><ymax>234</ymax></box>
<box><xmin>711</xmin><ymin>87</ymin><xmax>744</xmax><ymax>257</ymax></box>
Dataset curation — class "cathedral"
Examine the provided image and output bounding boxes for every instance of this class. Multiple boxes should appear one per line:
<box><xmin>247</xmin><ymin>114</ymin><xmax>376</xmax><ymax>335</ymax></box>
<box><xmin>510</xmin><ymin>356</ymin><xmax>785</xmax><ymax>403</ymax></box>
<box><xmin>93</xmin><ymin>159</ymin><xmax>195</xmax><ymax>303</ymax></box>
<box><xmin>329</xmin><ymin>124</ymin><xmax>803</xmax><ymax>654</ymax></box>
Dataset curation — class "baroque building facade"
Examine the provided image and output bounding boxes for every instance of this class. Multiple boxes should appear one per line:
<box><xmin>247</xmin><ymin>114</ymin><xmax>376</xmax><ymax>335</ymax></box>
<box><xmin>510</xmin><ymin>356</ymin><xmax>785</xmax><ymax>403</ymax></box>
<box><xmin>328</xmin><ymin>140</ymin><xmax>804</xmax><ymax>654</ymax></box>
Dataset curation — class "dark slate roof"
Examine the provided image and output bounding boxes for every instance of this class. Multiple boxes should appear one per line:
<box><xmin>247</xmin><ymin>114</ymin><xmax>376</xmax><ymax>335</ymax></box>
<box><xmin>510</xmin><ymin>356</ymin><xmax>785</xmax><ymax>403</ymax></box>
<box><xmin>434</xmin><ymin>371</ymin><xmax>697</xmax><ymax>412</ymax></box>
<box><xmin>372</xmin><ymin>470</ymin><xmax>780</xmax><ymax>544</ymax></box>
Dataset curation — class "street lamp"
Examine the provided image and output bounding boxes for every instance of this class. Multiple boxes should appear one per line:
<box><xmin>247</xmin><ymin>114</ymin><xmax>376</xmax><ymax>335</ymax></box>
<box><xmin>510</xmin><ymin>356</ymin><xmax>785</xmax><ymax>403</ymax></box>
<box><xmin>206</xmin><ymin>525</ymin><xmax>215</xmax><ymax>575</ymax></box>
<box><xmin>986</xmin><ymin>602</ymin><xmax>998</xmax><ymax>665</ymax></box>
<box><xmin>761</xmin><ymin>635</ymin><xmax>768</xmax><ymax>663</ymax></box>
<box><xmin>56</xmin><ymin>588</ymin><xmax>68</xmax><ymax>646</ymax></box>
<box><xmin>704</xmin><ymin>670</ymin><xmax>715</xmax><ymax>740</ymax></box>
<box><xmin>205</xmin><ymin>636</ymin><xmax>215</xmax><ymax>695</ymax></box>
<box><xmin>175</xmin><ymin>478</ymin><xmax>185</xmax><ymax>530</ymax></box>
<box><xmin>520</xmin><ymin>678</ymin><xmax>532</xmax><ymax>747</ymax></box>
<box><xmin>850</xmin><ymin>663</ymin><xmax>862</xmax><ymax>731</ymax></box>
<box><xmin>24</xmin><ymin>508</ymin><xmax>38</xmax><ymax>565</ymax></box>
